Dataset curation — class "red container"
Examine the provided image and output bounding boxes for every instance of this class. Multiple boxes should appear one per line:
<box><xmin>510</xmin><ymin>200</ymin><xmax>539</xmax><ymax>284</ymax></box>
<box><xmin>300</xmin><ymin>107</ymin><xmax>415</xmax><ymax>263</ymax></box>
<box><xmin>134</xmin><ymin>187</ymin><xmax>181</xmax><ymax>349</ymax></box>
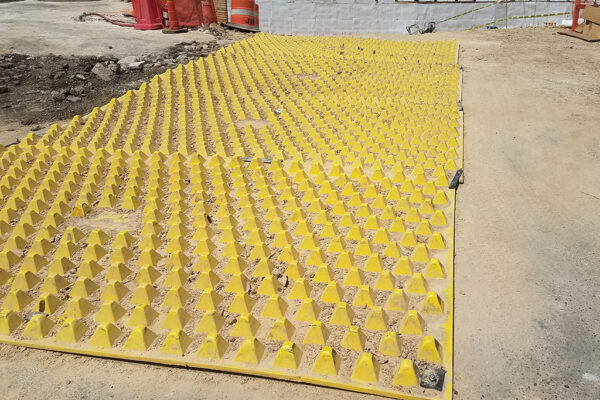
<box><xmin>134</xmin><ymin>0</ymin><xmax>164</xmax><ymax>30</ymax></box>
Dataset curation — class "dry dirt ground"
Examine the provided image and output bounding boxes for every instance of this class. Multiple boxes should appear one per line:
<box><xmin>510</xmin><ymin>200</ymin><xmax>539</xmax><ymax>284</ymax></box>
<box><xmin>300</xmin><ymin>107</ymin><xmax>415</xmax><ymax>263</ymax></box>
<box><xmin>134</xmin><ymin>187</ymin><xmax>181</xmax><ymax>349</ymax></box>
<box><xmin>0</xmin><ymin>21</ymin><xmax>600</xmax><ymax>400</ymax></box>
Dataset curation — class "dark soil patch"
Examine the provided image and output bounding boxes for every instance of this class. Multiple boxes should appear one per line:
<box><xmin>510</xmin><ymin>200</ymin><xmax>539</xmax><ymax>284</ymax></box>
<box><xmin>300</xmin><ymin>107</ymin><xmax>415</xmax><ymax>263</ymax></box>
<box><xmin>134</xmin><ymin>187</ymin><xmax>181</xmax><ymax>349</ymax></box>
<box><xmin>0</xmin><ymin>26</ymin><xmax>250</xmax><ymax>128</ymax></box>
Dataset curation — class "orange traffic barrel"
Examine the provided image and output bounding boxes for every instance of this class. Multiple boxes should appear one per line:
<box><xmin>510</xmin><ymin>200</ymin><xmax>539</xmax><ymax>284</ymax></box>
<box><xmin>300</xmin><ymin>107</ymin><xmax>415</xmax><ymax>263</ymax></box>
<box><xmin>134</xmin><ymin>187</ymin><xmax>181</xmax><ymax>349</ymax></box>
<box><xmin>225</xmin><ymin>0</ymin><xmax>259</xmax><ymax>32</ymax></box>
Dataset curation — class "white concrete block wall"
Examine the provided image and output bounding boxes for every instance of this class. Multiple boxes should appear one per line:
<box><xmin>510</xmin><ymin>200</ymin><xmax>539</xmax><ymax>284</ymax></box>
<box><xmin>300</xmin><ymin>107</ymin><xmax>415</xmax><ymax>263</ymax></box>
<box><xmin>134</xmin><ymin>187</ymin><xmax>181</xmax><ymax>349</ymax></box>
<box><xmin>254</xmin><ymin>0</ymin><xmax>572</xmax><ymax>34</ymax></box>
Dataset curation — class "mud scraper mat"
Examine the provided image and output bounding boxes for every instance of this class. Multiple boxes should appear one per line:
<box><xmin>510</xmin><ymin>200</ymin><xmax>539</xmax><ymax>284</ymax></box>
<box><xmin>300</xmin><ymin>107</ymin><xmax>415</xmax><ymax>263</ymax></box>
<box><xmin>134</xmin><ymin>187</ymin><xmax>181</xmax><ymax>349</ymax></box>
<box><xmin>0</xmin><ymin>34</ymin><xmax>462</xmax><ymax>400</ymax></box>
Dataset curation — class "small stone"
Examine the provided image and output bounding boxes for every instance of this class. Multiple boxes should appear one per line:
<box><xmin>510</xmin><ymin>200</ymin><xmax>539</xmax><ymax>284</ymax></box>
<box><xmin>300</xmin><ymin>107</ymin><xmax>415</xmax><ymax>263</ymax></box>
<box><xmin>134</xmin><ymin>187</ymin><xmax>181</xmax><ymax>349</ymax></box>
<box><xmin>118</xmin><ymin>55</ymin><xmax>138</xmax><ymax>65</ymax></box>
<box><xmin>91</xmin><ymin>62</ymin><xmax>114</xmax><ymax>81</ymax></box>
<box><xmin>51</xmin><ymin>91</ymin><xmax>65</xmax><ymax>101</ymax></box>
<box><xmin>70</xmin><ymin>85</ymin><xmax>85</xmax><ymax>96</ymax></box>
<box><xmin>66</xmin><ymin>95</ymin><xmax>81</xmax><ymax>103</ymax></box>
<box><xmin>107</xmin><ymin>63</ymin><xmax>121</xmax><ymax>74</ymax></box>
<box><xmin>127</xmin><ymin>61</ymin><xmax>145</xmax><ymax>70</ymax></box>
<box><xmin>75</xmin><ymin>74</ymin><xmax>86</xmax><ymax>80</ymax></box>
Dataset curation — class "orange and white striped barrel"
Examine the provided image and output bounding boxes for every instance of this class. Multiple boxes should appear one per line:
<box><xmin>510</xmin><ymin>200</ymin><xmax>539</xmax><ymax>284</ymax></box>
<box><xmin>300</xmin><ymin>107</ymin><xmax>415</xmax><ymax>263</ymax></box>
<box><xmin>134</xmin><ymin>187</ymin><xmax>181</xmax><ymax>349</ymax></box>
<box><xmin>227</xmin><ymin>0</ymin><xmax>259</xmax><ymax>32</ymax></box>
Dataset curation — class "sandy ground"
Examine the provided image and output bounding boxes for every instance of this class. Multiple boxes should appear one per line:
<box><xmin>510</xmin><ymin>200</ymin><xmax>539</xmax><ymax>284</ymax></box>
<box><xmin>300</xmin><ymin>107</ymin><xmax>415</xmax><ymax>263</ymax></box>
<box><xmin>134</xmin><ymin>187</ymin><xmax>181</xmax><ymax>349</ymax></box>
<box><xmin>0</xmin><ymin>17</ymin><xmax>600</xmax><ymax>400</ymax></box>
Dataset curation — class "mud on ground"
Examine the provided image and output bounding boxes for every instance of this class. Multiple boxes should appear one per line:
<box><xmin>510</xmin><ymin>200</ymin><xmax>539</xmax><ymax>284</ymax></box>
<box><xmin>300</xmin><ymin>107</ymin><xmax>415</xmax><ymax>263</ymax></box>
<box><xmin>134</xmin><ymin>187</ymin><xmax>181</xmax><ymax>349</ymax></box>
<box><xmin>0</xmin><ymin>25</ymin><xmax>250</xmax><ymax>144</ymax></box>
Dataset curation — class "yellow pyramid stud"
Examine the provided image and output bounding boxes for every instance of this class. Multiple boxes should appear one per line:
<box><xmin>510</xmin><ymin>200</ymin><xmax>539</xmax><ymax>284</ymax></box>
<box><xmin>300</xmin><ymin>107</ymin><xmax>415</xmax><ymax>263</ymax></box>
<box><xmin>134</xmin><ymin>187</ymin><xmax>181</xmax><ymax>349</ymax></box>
<box><xmin>22</xmin><ymin>313</ymin><xmax>55</xmax><ymax>339</ymax></box>
<box><xmin>135</xmin><ymin>265</ymin><xmax>161</xmax><ymax>285</ymax></box>
<box><xmin>364</xmin><ymin>254</ymin><xmax>383</xmax><ymax>272</ymax></box>
<box><xmin>225</xmin><ymin>272</ymin><xmax>249</xmax><ymax>294</ymax></box>
<box><xmin>12</xmin><ymin>270</ymin><xmax>41</xmax><ymax>291</ymax></box>
<box><xmin>294</xmin><ymin>298</ymin><xmax>320</xmax><ymax>322</ymax></box>
<box><xmin>321</xmin><ymin>282</ymin><xmax>344</xmax><ymax>303</ymax></box>
<box><xmin>48</xmin><ymin>257</ymin><xmax>75</xmax><ymax>274</ymax></box>
<box><xmin>197</xmin><ymin>333</ymin><xmax>228</xmax><ymax>360</ymax></box>
<box><xmin>196</xmin><ymin>310</ymin><xmax>224</xmax><ymax>334</ymax></box>
<box><xmin>0</xmin><ymin>310</ymin><xmax>24</xmax><ymax>334</ymax></box>
<box><xmin>364</xmin><ymin>306</ymin><xmax>388</xmax><ymax>331</ymax></box>
<box><xmin>0</xmin><ymin>250</ymin><xmax>20</xmax><ymax>270</ymax></box>
<box><xmin>390</xmin><ymin>217</ymin><xmax>406</xmax><ymax>233</ymax></box>
<box><xmin>374</xmin><ymin>270</ymin><xmax>395</xmax><ymax>291</ymax></box>
<box><xmin>400</xmin><ymin>310</ymin><xmax>426</xmax><ymax>335</ymax></box>
<box><xmin>421</xmin><ymin>291</ymin><xmax>444</xmax><ymax>314</ymax></box>
<box><xmin>113</xmin><ymin>231</ymin><xmax>135</xmax><ymax>248</ymax></box>
<box><xmin>162</xmin><ymin>307</ymin><xmax>191</xmax><ymax>330</ymax></box>
<box><xmin>82</xmin><ymin>244</ymin><xmax>107</xmax><ymax>262</ymax></box>
<box><xmin>386</xmin><ymin>289</ymin><xmax>409</xmax><ymax>312</ymax></box>
<box><xmin>128</xmin><ymin>304</ymin><xmax>159</xmax><ymax>327</ymax></box>
<box><xmin>303</xmin><ymin>321</ymin><xmax>329</xmax><ymax>345</ymax></box>
<box><xmin>266</xmin><ymin>317</ymin><xmax>295</xmax><ymax>341</ymax></box>
<box><xmin>87</xmin><ymin>229</ymin><xmax>110</xmax><ymax>246</ymax></box>
<box><xmin>35</xmin><ymin>293</ymin><xmax>62</xmax><ymax>314</ymax></box>
<box><xmin>273</xmin><ymin>341</ymin><xmax>302</xmax><ymax>370</ymax></box>
<box><xmin>400</xmin><ymin>230</ymin><xmax>418</xmax><ymax>247</ymax></box>
<box><xmin>104</xmin><ymin>263</ymin><xmax>131</xmax><ymax>281</ymax></box>
<box><xmin>343</xmin><ymin>267</ymin><xmax>364</xmax><ymax>287</ymax></box>
<box><xmin>334</xmin><ymin>251</ymin><xmax>354</xmax><ymax>269</ymax></box>
<box><xmin>137</xmin><ymin>249</ymin><xmax>162</xmax><ymax>268</ymax></box>
<box><xmin>418</xmin><ymin>336</ymin><xmax>443</xmax><ymax>363</ymax></box>
<box><xmin>55</xmin><ymin>318</ymin><xmax>87</xmax><ymax>343</ymax></box>
<box><xmin>124</xmin><ymin>326</ymin><xmax>157</xmax><ymax>351</ymax></box>
<box><xmin>288</xmin><ymin>278</ymin><xmax>311</xmax><ymax>299</ymax></box>
<box><xmin>261</xmin><ymin>295</ymin><xmax>288</xmax><ymax>318</ymax></box>
<box><xmin>351</xmin><ymin>353</ymin><xmax>379</xmax><ymax>383</ymax></box>
<box><xmin>312</xmin><ymin>263</ymin><xmax>334</xmax><ymax>283</ymax></box>
<box><xmin>252</xmin><ymin>258</ymin><xmax>274</xmax><ymax>277</ymax></box>
<box><xmin>161</xmin><ymin>329</ymin><xmax>192</xmax><ymax>355</ymax></box>
<box><xmin>223</xmin><ymin>256</ymin><xmax>248</xmax><ymax>274</ymax></box>
<box><xmin>234</xmin><ymin>337</ymin><xmax>264</xmax><ymax>364</ymax></box>
<box><xmin>101</xmin><ymin>281</ymin><xmax>129</xmax><ymax>302</ymax></box>
<box><xmin>162</xmin><ymin>287</ymin><xmax>191</xmax><ymax>308</ymax></box>
<box><xmin>430</xmin><ymin>209</ymin><xmax>448</xmax><ymax>226</ymax></box>
<box><xmin>194</xmin><ymin>254</ymin><xmax>219</xmax><ymax>272</ymax></box>
<box><xmin>257</xmin><ymin>274</ymin><xmax>281</xmax><ymax>295</ymax></box>
<box><xmin>228</xmin><ymin>292</ymin><xmax>256</xmax><ymax>314</ymax></box>
<box><xmin>63</xmin><ymin>297</ymin><xmax>94</xmax><ymax>318</ymax></box>
<box><xmin>379</xmin><ymin>331</ymin><xmax>402</xmax><ymax>356</ymax></box>
<box><xmin>427</xmin><ymin>232</ymin><xmax>446</xmax><ymax>249</ymax></box>
<box><xmin>195</xmin><ymin>289</ymin><xmax>222</xmax><ymax>312</ymax></box>
<box><xmin>393</xmin><ymin>359</ymin><xmax>419</xmax><ymax>387</ymax></box>
<box><xmin>411</xmin><ymin>243</ymin><xmax>430</xmax><ymax>263</ymax></box>
<box><xmin>89</xmin><ymin>322</ymin><xmax>121</xmax><ymax>348</ymax></box>
<box><xmin>70</xmin><ymin>277</ymin><xmax>99</xmax><ymax>298</ymax></box>
<box><xmin>231</xmin><ymin>313</ymin><xmax>260</xmax><ymax>337</ymax></box>
<box><xmin>193</xmin><ymin>270</ymin><xmax>219</xmax><ymax>290</ymax></box>
<box><xmin>312</xmin><ymin>346</ymin><xmax>339</xmax><ymax>376</ymax></box>
<box><xmin>341</xmin><ymin>325</ymin><xmax>366</xmax><ymax>351</ymax></box>
<box><xmin>393</xmin><ymin>256</ymin><xmax>413</xmax><ymax>275</ymax></box>
<box><xmin>352</xmin><ymin>285</ymin><xmax>375</xmax><ymax>308</ymax></box>
<box><xmin>383</xmin><ymin>242</ymin><xmax>402</xmax><ymax>259</ymax></box>
<box><xmin>424</xmin><ymin>258</ymin><xmax>445</xmax><ymax>279</ymax></box>
<box><xmin>406</xmin><ymin>272</ymin><xmax>428</xmax><ymax>294</ymax></box>
<box><xmin>0</xmin><ymin>269</ymin><xmax>10</xmax><ymax>286</ymax></box>
<box><xmin>354</xmin><ymin>238</ymin><xmax>372</xmax><ymax>256</ymax></box>
<box><xmin>131</xmin><ymin>283</ymin><xmax>160</xmax><ymax>305</ymax></box>
<box><xmin>329</xmin><ymin>302</ymin><xmax>354</xmax><ymax>326</ymax></box>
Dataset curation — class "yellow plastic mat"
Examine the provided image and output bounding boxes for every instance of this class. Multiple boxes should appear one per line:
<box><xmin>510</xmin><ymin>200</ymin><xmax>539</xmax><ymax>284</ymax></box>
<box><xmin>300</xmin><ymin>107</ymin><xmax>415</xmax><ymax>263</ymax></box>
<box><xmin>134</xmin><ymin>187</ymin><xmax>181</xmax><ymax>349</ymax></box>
<box><xmin>0</xmin><ymin>34</ymin><xmax>461</xmax><ymax>400</ymax></box>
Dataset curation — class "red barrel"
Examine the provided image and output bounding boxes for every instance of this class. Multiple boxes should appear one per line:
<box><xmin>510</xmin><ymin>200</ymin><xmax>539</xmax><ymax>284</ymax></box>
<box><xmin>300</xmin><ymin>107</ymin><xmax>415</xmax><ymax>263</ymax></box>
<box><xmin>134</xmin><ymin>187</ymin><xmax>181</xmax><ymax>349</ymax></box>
<box><xmin>228</xmin><ymin>0</ymin><xmax>259</xmax><ymax>31</ymax></box>
<box><xmin>133</xmin><ymin>0</ymin><xmax>163</xmax><ymax>30</ymax></box>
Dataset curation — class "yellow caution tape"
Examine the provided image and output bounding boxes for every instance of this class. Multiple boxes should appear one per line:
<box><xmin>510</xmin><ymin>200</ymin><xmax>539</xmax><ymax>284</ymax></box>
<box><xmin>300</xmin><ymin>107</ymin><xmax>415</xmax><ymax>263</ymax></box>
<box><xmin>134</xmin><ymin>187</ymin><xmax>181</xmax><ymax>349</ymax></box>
<box><xmin>467</xmin><ymin>11</ymin><xmax>570</xmax><ymax>30</ymax></box>
<box><xmin>436</xmin><ymin>0</ymin><xmax>504</xmax><ymax>25</ymax></box>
